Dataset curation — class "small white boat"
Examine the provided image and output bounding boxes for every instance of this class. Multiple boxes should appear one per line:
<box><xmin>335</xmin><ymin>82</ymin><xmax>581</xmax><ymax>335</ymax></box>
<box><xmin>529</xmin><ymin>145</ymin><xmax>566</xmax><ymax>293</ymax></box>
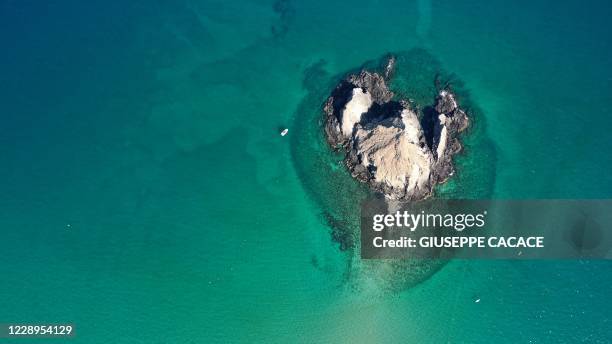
<box><xmin>280</xmin><ymin>128</ymin><xmax>289</xmax><ymax>136</ymax></box>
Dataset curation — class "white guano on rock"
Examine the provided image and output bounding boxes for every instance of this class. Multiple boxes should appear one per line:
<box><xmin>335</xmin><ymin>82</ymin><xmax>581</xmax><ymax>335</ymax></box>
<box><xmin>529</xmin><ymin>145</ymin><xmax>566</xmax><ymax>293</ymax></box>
<box><xmin>323</xmin><ymin>61</ymin><xmax>469</xmax><ymax>201</ymax></box>
<box><xmin>341</xmin><ymin>88</ymin><xmax>373</xmax><ymax>136</ymax></box>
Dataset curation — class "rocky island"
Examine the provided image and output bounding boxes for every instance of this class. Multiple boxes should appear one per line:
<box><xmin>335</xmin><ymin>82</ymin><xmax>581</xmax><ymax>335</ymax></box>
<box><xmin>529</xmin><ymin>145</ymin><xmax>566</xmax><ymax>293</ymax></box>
<box><xmin>324</xmin><ymin>57</ymin><xmax>469</xmax><ymax>201</ymax></box>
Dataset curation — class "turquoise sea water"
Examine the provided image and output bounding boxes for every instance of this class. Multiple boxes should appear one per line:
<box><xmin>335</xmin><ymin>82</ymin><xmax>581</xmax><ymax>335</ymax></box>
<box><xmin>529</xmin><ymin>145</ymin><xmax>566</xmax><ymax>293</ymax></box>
<box><xmin>1</xmin><ymin>0</ymin><xmax>611</xmax><ymax>342</ymax></box>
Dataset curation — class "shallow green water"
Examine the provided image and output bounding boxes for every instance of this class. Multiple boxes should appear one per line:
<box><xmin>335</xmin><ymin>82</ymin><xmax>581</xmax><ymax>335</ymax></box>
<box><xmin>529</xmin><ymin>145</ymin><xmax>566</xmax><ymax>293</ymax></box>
<box><xmin>1</xmin><ymin>0</ymin><xmax>611</xmax><ymax>343</ymax></box>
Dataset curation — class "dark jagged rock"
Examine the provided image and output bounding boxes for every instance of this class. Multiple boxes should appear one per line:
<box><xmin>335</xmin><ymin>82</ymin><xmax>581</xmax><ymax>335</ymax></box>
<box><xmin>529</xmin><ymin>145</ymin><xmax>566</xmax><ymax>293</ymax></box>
<box><xmin>323</xmin><ymin>57</ymin><xmax>469</xmax><ymax>201</ymax></box>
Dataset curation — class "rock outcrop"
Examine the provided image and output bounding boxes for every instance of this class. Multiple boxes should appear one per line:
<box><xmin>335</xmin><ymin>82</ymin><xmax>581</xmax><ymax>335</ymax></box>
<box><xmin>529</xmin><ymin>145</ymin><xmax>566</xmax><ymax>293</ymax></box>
<box><xmin>323</xmin><ymin>57</ymin><xmax>469</xmax><ymax>201</ymax></box>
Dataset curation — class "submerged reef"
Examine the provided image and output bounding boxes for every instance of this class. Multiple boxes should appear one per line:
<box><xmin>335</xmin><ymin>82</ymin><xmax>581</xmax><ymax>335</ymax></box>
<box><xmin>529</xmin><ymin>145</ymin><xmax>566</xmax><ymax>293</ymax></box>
<box><xmin>323</xmin><ymin>57</ymin><xmax>469</xmax><ymax>201</ymax></box>
<box><xmin>291</xmin><ymin>50</ymin><xmax>495</xmax><ymax>293</ymax></box>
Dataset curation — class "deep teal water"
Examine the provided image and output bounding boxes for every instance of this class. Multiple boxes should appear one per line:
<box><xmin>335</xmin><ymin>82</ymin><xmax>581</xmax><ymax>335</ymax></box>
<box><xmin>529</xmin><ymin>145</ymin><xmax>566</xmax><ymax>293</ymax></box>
<box><xmin>1</xmin><ymin>0</ymin><xmax>611</xmax><ymax>343</ymax></box>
